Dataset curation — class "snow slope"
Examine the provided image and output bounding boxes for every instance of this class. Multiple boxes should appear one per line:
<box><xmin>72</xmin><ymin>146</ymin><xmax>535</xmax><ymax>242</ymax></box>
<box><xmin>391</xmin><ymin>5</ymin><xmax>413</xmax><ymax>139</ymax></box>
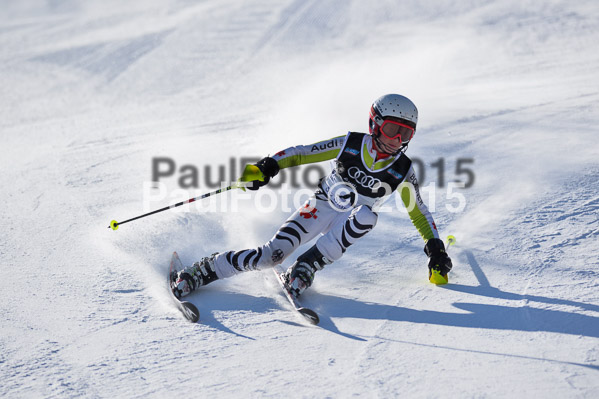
<box><xmin>1</xmin><ymin>0</ymin><xmax>598</xmax><ymax>397</ymax></box>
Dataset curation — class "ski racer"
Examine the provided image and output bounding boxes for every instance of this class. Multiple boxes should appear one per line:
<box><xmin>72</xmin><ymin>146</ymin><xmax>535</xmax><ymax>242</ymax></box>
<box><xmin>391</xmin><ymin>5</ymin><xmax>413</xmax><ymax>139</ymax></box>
<box><xmin>172</xmin><ymin>94</ymin><xmax>453</xmax><ymax>299</ymax></box>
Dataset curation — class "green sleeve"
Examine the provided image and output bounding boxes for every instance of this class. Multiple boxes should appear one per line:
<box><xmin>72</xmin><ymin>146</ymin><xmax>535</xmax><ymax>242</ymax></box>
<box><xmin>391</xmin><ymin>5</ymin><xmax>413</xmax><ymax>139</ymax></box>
<box><xmin>273</xmin><ymin>135</ymin><xmax>346</xmax><ymax>169</ymax></box>
<box><xmin>398</xmin><ymin>168</ymin><xmax>440</xmax><ymax>242</ymax></box>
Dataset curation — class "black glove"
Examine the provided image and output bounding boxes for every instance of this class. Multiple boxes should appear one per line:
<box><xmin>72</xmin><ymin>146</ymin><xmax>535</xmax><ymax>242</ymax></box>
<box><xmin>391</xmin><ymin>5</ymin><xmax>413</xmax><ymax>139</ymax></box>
<box><xmin>424</xmin><ymin>238</ymin><xmax>453</xmax><ymax>277</ymax></box>
<box><xmin>246</xmin><ymin>157</ymin><xmax>280</xmax><ymax>191</ymax></box>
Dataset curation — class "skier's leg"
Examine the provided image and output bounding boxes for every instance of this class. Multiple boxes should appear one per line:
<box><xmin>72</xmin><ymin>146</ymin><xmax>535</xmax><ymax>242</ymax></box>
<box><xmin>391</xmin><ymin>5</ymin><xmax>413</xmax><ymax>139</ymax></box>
<box><xmin>316</xmin><ymin>204</ymin><xmax>378</xmax><ymax>261</ymax></box>
<box><xmin>212</xmin><ymin>198</ymin><xmax>339</xmax><ymax>277</ymax></box>
<box><xmin>174</xmin><ymin>196</ymin><xmax>338</xmax><ymax>296</ymax></box>
<box><xmin>284</xmin><ymin>205</ymin><xmax>378</xmax><ymax>297</ymax></box>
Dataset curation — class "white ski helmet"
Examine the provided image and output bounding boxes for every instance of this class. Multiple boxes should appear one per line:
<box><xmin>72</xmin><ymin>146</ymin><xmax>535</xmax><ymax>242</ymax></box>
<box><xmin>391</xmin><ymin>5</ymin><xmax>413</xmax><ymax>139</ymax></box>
<box><xmin>369</xmin><ymin>94</ymin><xmax>418</xmax><ymax>152</ymax></box>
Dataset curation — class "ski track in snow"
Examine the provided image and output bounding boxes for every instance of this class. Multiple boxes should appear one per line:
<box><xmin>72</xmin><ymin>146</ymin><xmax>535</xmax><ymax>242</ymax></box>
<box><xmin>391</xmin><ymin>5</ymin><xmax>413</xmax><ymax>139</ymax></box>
<box><xmin>1</xmin><ymin>0</ymin><xmax>599</xmax><ymax>397</ymax></box>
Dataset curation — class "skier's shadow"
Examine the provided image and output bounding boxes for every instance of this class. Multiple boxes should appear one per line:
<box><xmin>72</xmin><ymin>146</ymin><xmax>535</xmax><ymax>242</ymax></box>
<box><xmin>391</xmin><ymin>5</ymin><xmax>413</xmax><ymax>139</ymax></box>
<box><xmin>310</xmin><ymin>249</ymin><xmax>599</xmax><ymax>339</ymax></box>
<box><xmin>183</xmin><ymin>250</ymin><xmax>599</xmax><ymax>343</ymax></box>
<box><xmin>441</xmin><ymin>250</ymin><xmax>599</xmax><ymax>313</ymax></box>
<box><xmin>312</xmin><ymin>292</ymin><xmax>599</xmax><ymax>338</ymax></box>
<box><xmin>187</xmin><ymin>289</ymin><xmax>281</xmax><ymax>340</ymax></box>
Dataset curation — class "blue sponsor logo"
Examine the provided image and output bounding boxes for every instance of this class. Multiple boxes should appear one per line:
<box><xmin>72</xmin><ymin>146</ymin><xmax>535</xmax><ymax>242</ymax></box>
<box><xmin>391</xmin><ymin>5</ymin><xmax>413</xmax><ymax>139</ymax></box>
<box><xmin>344</xmin><ymin>148</ymin><xmax>359</xmax><ymax>156</ymax></box>
<box><xmin>387</xmin><ymin>169</ymin><xmax>403</xmax><ymax>179</ymax></box>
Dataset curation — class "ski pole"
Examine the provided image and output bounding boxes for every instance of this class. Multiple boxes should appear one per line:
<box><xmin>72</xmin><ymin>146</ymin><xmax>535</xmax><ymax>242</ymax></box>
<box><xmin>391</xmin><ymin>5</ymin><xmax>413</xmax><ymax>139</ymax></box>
<box><xmin>108</xmin><ymin>165</ymin><xmax>264</xmax><ymax>231</ymax></box>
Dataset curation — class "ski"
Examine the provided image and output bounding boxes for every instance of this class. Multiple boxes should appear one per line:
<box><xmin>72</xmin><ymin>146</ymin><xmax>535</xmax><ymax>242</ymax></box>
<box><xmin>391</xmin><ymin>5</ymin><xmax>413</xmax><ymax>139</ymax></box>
<box><xmin>272</xmin><ymin>266</ymin><xmax>319</xmax><ymax>325</ymax></box>
<box><xmin>168</xmin><ymin>252</ymin><xmax>200</xmax><ymax>323</ymax></box>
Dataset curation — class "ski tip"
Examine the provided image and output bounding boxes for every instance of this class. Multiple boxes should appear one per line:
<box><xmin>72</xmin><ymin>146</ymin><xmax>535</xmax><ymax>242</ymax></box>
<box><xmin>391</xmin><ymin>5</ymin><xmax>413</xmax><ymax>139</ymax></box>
<box><xmin>298</xmin><ymin>307</ymin><xmax>319</xmax><ymax>325</ymax></box>
<box><xmin>429</xmin><ymin>270</ymin><xmax>449</xmax><ymax>285</ymax></box>
<box><xmin>180</xmin><ymin>301</ymin><xmax>200</xmax><ymax>323</ymax></box>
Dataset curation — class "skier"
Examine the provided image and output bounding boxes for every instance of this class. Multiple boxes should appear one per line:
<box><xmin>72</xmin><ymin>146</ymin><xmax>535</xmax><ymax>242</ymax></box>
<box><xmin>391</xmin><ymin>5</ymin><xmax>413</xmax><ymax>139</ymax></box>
<box><xmin>172</xmin><ymin>94</ymin><xmax>453</xmax><ymax>299</ymax></box>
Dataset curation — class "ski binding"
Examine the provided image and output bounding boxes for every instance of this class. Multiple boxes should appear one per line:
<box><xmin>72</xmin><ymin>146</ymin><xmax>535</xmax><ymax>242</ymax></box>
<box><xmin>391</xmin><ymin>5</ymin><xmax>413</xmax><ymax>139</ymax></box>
<box><xmin>273</xmin><ymin>266</ymin><xmax>319</xmax><ymax>325</ymax></box>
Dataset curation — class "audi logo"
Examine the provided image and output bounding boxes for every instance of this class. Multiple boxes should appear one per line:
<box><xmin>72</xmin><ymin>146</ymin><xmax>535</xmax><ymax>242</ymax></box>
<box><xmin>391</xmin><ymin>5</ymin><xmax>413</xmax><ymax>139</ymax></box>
<box><xmin>347</xmin><ymin>167</ymin><xmax>382</xmax><ymax>190</ymax></box>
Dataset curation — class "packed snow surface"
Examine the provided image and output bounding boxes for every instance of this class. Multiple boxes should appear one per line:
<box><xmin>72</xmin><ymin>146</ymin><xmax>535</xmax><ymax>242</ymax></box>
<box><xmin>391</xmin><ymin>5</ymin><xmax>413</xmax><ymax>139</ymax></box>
<box><xmin>1</xmin><ymin>0</ymin><xmax>598</xmax><ymax>397</ymax></box>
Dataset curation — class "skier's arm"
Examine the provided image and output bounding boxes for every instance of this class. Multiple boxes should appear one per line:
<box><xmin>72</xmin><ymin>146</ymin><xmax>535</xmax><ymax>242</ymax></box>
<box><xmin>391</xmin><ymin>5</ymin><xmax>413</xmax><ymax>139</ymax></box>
<box><xmin>398</xmin><ymin>165</ymin><xmax>452</xmax><ymax>283</ymax></box>
<box><xmin>397</xmin><ymin>165</ymin><xmax>440</xmax><ymax>242</ymax></box>
<box><xmin>239</xmin><ymin>135</ymin><xmax>345</xmax><ymax>188</ymax></box>
<box><xmin>272</xmin><ymin>135</ymin><xmax>345</xmax><ymax>169</ymax></box>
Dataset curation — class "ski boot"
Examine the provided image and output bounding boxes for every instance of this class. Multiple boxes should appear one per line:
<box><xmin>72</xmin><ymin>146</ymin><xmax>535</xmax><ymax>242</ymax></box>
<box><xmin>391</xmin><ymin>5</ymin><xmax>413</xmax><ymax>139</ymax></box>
<box><xmin>172</xmin><ymin>253</ymin><xmax>219</xmax><ymax>298</ymax></box>
<box><xmin>283</xmin><ymin>245</ymin><xmax>331</xmax><ymax>298</ymax></box>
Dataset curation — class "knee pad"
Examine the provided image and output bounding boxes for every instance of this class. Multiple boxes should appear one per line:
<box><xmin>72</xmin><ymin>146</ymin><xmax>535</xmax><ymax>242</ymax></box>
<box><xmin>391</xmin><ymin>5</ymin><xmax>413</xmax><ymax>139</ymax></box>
<box><xmin>350</xmin><ymin>205</ymin><xmax>378</xmax><ymax>230</ymax></box>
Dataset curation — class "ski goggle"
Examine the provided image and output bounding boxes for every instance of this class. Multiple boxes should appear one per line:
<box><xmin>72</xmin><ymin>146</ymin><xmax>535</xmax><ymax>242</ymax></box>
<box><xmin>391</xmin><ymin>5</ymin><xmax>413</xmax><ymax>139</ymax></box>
<box><xmin>379</xmin><ymin>120</ymin><xmax>415</xmax><ymax>143</ymax></box>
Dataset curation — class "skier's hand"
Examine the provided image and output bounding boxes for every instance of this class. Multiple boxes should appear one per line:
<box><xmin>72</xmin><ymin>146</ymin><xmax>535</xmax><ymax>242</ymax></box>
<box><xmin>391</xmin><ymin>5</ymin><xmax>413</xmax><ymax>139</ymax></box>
<box><xmin>424</xmin><ymin>238</ymin><xmax>453</xmax><ymax>283</ymax></box>
<box><xmin>428</xmin><ymin>252</ymin><xmax>452</xmax><ymax>275</ymax></box>
<box><xmin>240</xmin><ymin>157</ymin><xmax>280</xmax><ymax>191</ymax></box>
